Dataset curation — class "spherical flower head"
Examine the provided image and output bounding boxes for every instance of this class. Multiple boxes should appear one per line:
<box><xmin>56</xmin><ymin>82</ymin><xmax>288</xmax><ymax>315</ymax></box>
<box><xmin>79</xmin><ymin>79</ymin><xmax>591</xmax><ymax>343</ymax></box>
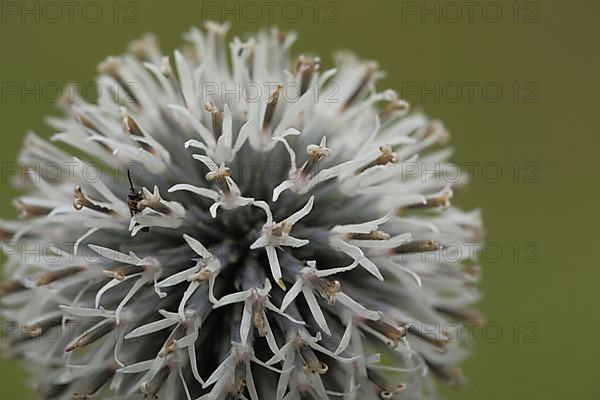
<box><xmin>0</xmin><ymin>22</ymin><xmax>483</xmax><ymax>400</ymax></box>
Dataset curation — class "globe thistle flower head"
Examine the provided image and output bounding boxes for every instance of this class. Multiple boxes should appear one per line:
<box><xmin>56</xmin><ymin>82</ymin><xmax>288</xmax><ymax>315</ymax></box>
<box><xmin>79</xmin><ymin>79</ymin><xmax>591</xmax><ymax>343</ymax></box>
<box><xmin>0</xmin><ymin>22</ymin><xmax>483</xmax><ymax>400</ymax></box>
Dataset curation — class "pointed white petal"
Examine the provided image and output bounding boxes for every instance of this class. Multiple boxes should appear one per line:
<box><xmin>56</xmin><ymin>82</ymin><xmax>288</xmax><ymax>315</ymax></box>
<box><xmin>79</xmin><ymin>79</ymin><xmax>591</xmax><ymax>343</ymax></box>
<box><xmin>125</xmin><ymin>318</ymin><xmax>178</xmax><ymax>339</ymax></box>
<box><xmin>280</xmin><ymin>280</ymin><xmax>303</xmax><ymax>311</ymax></box>
<box><xmin>169</xmin><ymin>184</ymin><xmax>219</xmax><ymax>201</ymax></box>
<box><xmin>213</xmin><ymin>290</ymin><xmax>251</xmax><ymax>308</ymax></box>
<box><xmin>302</xmin><ymin>287</ymin><xmax>330</xmax><ymax>335</ymax></box>
<box><xmin>285</xmin><ymin>196</ymin><xmax>314</xmax><ymax>225</ymax></box>
<box><xmin>183</xmin><ymin>234</ymin><xmax>213</xmax><ymax>259</ymax></box>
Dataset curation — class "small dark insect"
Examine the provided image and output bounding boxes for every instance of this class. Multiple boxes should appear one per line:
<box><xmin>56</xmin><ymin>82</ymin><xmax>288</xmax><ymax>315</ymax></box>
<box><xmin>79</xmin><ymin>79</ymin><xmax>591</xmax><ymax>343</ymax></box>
<box><xmin>127</xmin><ymin>169</ymin><xmax>150</xmax><ymax>233</ymax></box>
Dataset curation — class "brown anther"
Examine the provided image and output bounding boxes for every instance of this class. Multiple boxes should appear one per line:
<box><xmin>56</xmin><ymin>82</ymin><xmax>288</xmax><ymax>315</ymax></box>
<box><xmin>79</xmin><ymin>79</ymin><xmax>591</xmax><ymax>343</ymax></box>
<box><xmin>187</xmin><ymin>267</ymin><xmax>213</xmax><ymax>282</ymax></box>
<box><xmin>159</xmin><ymin>339</ymin><xmax>178</xmax><ymax>357</ymax></box>
<box><xmin>406</xmin><ymin>324</ymin><xmax>449</xmax><ymax>350</ymax></box>
<box><xmin>121</xmin><ymin>110</ymin><xmax>156</xmax><ymax>154</ymax></box>
<box><xmin>138</xmin><ymin>189</ymin><xmax>172</xmax><ymax>215</ymax></box>
<box><xmin>75</xmin><ymin>112</ymin><xmax>99</xmax><ymax>134</ymax></box>
<box><xmin>73</xmin><ymin>367</ymin><xmax>115</xmax><ymax>399</ymax></box>
<box><xmin>271</xmin><ymin>220</ymin><xmax>293</xmax><ymax>238</ymax></box>
<box><xmin>424</xmin><ymin>120</ymin><xmax>448</xmax><ymax>143</ymax></box>
<box><xmin>380</xmin><ymin>99</ymin><xmax>409</xmax><ymax>124</ymax></box>
<box><xmin>58</xmin><ymin>83</ymin><xmax>78</xmax><ymax>107</ymax></box>
<box><xmin>161</xmin><ymin>55</ymin><xmax>173</xmax><ymax>77</ymax></box>
<box><xmin>299</xmin><ymin>345</ymin><xmax>328</xmax><ymax>374</ymax></box>
<box><xmin>301</xmin><ymin>141</ymin><xmax>332</xmax><ymax>177</ymax></box>
<box><xmin>367</xmin><ymin>368</ymin><xmax>406</xmax><ymax>399</ymax></box>
<box><xmin>296</xmin><ymin>56</ymin><xmax>321</xmax><ymax>95</ymax></box>
<box><xmin>313</xmin><ymin>278</ymin><xmax>342</xmax><ymax>305</ymax></box>
<box><xmin>343</xmin><ymin>62</ymin><xmax>378</xmax><ymax>109</ymax></box>
<box><xmin>103</xmin><ymin>265</ymin><xmax>145</xmax><ymax>281</ymax></box>
<box><xmin>351</xmin><ymin>229</ymin><xmax>391</xmax><ymax>241</ymax></box>
<box><xmin>357</xmin><ymin>145</ymin><xmax>397</xmax><ymax>174</ymax></box>
<box><xmin>35</xmin><ymin>266</ymin><xmax>85</xmax><ymax>287</ymax></box>
<box><xmin>98</xmin><ymin>57</ymin><xmax>139</xmax><ymax>104</ymax></box>
<box><xmin>400</xmin><ymin>190</ymin><xmax>453</xmax><ymax>212</ymax></box>
<box><xmin>65</xmin><ymin>319</ymin><xmax>116</xmax><ymax>353</ymax></box>
<box><xmin>262</xmin><ymin>83</ymin><xmax>283</xmax><ymax>130</ymax></box>
<box><xmin>204</xmin><ymin>102</ymin><xmax>224</xmax><ymax>138</ymax></box>
<box><xmin>394</xmin><ymin>240</ymin><xmax>440</xmax><ymax>254</ymax></box>
<box><xmin>206</xmin><ymin>166</ymin><xmax>232</xmax><ymax>193</ymax></box>
<box><xmin>73</xmin><ymin>186</ymin><xmax>114</xmax><ymax>214</ymax></box>
<box><xmin>0</xmin><ymin>280</ymin><xmax>26</xmax><ymax>298</ymax></box>
<box><xmin>98</xmin><ymin>57</ymin><xmax>121</xmax><ymax>78</ymax></box>
<box><xmin>21</xmin><ymin>315</ymin><xmax>62</xmax><ymax>338</ymax></box>
<box><xmin>465</xmin><ymin>265</ymin><xmax>481</xmax><ymax>278</ymax></box>
<box><xmin>424</xmin><ymin>360</ymin><xmax>464</xmax><ymax>388</ymax></box>
<box><xmin>127</xmin><ymin>33</ymin><xmax>158</xmax><ymax>60</ymax></box>
<box><xmin>251</xmin><ymin>302</ymin><xmax>268</xmax><ymax>337</ymax></box>
<box><xmin>365</xmin><ymin>319</ymin><xmax>407</xmax><ymax>348</ymax></box>
<box><xmin>123</xmin><ymin>113</ymin><xmax>142</xmax><ymax>136</ymax></box>
<box><xmin>436</xmin><ymin>306</ymin><xmax>484</xmax><ymax>325</ymax></box>
<box><xmin>14</xmin><ymin>199</ymin><xmax>47</xmax><ymax>218</ymax></box>
<box><xmin>234</xmin><ymin>360</ymin><xmax>247</xmax><ymax>395</ymax></box>
<box><xmin>141</xmin><ymin>364</ymin><xmax>172</xmax><ymax>398</ymax></box>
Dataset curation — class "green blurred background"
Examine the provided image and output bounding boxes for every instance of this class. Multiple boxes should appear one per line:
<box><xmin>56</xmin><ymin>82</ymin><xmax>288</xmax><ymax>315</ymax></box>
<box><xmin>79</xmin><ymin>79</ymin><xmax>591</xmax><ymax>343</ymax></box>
<box><xmin>0</xmin><ymin>0</ymin><xmax>597</xmax><ymax>398</ymax></box>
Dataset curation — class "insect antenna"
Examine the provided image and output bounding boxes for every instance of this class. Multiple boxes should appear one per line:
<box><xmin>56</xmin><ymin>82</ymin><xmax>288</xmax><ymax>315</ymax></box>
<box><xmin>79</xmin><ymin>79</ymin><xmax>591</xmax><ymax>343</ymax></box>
<box><xmin>127</xmin><ymin>169</ymin><xmax>135</xmax><ymax>192</ymax></box>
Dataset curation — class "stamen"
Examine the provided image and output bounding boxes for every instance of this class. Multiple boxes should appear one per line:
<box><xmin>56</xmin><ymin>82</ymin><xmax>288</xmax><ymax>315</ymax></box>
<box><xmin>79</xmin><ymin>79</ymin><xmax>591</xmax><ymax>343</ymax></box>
<box><xmin>262</xmin><ymin>83</ymin><xmax>283</xmax><ymax>130</ymax></box>
<box><xmin>35</xmin><ymin>266</ymin><xmax>85</xmax><ymax>287</ymax></box>
<box><xmin>225</xmin><ymin>392</ymin><xmax>240</xmax><ymax>400</ymax></box>
<box><xmin>21</xmin><ymin>315</ymin><xmax>62</xmax><ymax>338</ymax></box>
<box><xmin>424</xmin><ymin>360</ymin><xmax>464</xmax><ymax>387</ymax></box>
<box><xmin>251</xmin><ymin>302</ymin><xmax>267</xmax><ymax>337</ymax></box>
<box><xmin>350</xmin><ymin>230</ymin><xmax>391</xmax><ymax>241</ymax></box>
<box><xmin>73</xmin><ymin>186</ymin><xmax>115</xmax><ymax>214</ymax></box>
<box><xmin>435</xmin><ymin>306</ymin><xmax>484</xmax><ymax>324</ymax></box>
<box><xmin>137</xmin><ymin>188</ymin><xmax>173</xmax><ymax>215</ymax></box>
<box><xmin>271</xmin><ymin>220</ymin><xmax>293</xmax><ymax>237</ymax></box>
<box><xmin>206</xmin><ymin>165</ymin><xmax>232</xmax><ymax>194</ymax></box>
<box><xmin>380</xmin><ymin>99</ymin><xmax>409</xmax><ymax>124</ymax></box>
<box><xmin>159</xmin><ymin>339</ymin><xmax>179</xmax><ymax>358</ymax></box>
<box><xmin>234</xmin><ymin>360</ymin><xmax>247</xmax><ymax>396</ymax></box>
<box><xmin>187</xmin><ymin>267</ymin><xmax>213</xmax><ymax>282</ymax></box>
<box><xmin>299</xmin><ymin>344</ymin><xmax>328</xmax><ymax>374</ymax></box>
<box><xmin>357</xmin><ymin>145</ymin><xmax>397</xmax><ymax>174</ymax></box>
<box><xmin>159</xmin><ymin>324</ymin><xmax>187</xmax><ymax>357</ymax></box>
<box><xmin>75</xmin><ymin>112</ymin><xmax>100</xmax><ymax>133</ymax></box>
<box><xmin>424</xmin><ymin>120</ymin><xmax>449</xmax><ymax>143</ymax></box>
<box><xmin>0</xmin><ymin>280</ymin><xmax>27</xmax><ymax>298</ymax></box>
<box><xmin>141</xmin><ymin>364</ymin><xmax>172</xmax><ymax>398</ymax></box>
<box><xmin>121</xmin><ymin>108</ymin><xmax>156</xmax><ymax>154</ymax></box>
<box><xmin>103</xmin><ymin>265</ymin><xmax>146</xmax><ymax>281</ymax></box>
<box><xmin>161</xmin><ymin>55</ymin><xmax>173</xmax><ymax>77</ymax></box>
<box><xmin>35</xmin><ymin>383</ymin><xmax>69</xmax><ymax>399</ymax></box>
<box><xmin>312</xmin><ymin>278</ymin><xmax>342</xmax><ymax>305</ymax></box>
<box><xmin>406</xmin><ymin>324</ymin><xmax>448</xmax><ymax>350</ymax></box>
<box><xmin>365</xmin><ymin>319</ymin><xmax>407</xmax><ymax>348</ymax></box>
<box><xmin>296</xmin><ymin>56</ymin><xmax>321</xmax><ymax>95</ymax></box>
<box><xmin>401</xmin><ymin>189</ymin><xmax>453</xmax><ymax>211</ymax></box>
<box><xmin>394</xmin><ymin>240</ymin><xmax>440</xmax><ymax>254</ymax></box>
<box><xmin>367</xmin><ymin>369</ymin><xmax>406</xmax><ymax>399</ymax></box>
<box><xmin>73</xmin><ymin>367</ymin><xmax>115</xmax><ymax>399</ymax></box>
<box><xmin>343</xmin><ymin>62</ymin><xmax>378</xmax><ymax>109</ymax></box>
<box><xmin>300</xmin><ymin>140</ymin><xmax>332</xmax><ymax>177</ymax></box>
<box><xmin>65</xmin><ymin>319</ymin><xmax>116</xmax><ymax>353</ymax></box>
<box><xmin>15</xmin><ymin>199</ymin><xmax>48</xmax><ymax>218</ymax></box>
<box><xmin>121</xmin><ymin>109</ymin><xmax>142</xmax><ymax>136</ymax></box>
<box><xmin>204</xmin><ymin>102</ymin><xmax>224</xmax><ymax>138</ymax></box>
<box><xmin>98</xmin><ymin>57</ymin><xmax>139</xmax><ymax>104</ymax></box>
<box><xmin>127</xmin><ymin>33</ymin><xmax>158</xmax><ymax>61</ymax></box>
